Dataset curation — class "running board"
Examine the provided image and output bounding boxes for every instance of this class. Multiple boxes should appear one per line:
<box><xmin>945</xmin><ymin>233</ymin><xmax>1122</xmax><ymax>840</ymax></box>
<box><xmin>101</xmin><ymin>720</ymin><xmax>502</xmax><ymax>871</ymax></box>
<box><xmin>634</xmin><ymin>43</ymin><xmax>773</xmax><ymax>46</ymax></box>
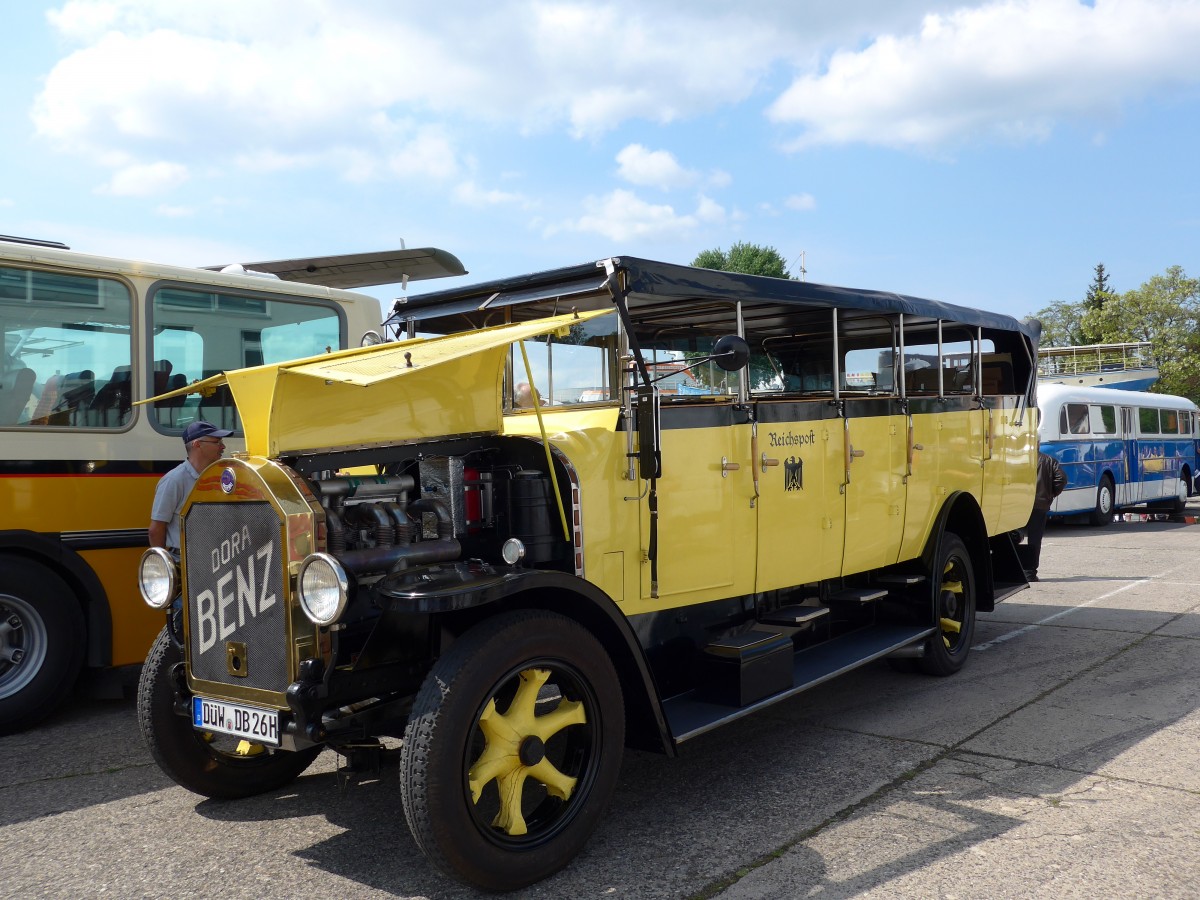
<box><xmin>663</xmin><ymin>623</ymin><xmax>937</xmax><ymax>744</ymax></box>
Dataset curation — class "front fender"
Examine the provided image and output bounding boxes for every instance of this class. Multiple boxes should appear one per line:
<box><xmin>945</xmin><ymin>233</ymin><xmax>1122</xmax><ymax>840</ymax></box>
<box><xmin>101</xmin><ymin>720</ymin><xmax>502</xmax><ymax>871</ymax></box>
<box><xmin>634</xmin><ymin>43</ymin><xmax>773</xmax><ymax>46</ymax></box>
<box><xmin>372</xmin><ymin>561</ymin><xmax>674</xmax><ymax>755</ymax></box>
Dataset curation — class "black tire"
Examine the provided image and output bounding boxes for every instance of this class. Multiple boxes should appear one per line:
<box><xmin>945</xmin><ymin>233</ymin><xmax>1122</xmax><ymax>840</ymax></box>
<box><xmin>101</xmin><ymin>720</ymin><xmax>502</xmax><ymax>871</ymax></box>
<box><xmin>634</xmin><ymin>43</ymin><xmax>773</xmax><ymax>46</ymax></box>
<box><xmin>0</xmin><ymin>557</ymin><xmax>85</xmax><ymax>735</ymax></box>
<box><xmin>918</xmin><ymin>533</ymin><xmax>976</xmax><ymax>677</ymax></box>
<box><xmin>137</xmin><ymin>628</ymin><xmax>320</xmax><ymax>799</ymax></box>
<box><xmin>1089</xmin><ymin>475</ymin><xmax>1115</xmax><ymax>526</ymax></box>
<box><xmin>400</xmin><ymin>610</ymin><xmax>625</xmax><ymax>891</ymax></box>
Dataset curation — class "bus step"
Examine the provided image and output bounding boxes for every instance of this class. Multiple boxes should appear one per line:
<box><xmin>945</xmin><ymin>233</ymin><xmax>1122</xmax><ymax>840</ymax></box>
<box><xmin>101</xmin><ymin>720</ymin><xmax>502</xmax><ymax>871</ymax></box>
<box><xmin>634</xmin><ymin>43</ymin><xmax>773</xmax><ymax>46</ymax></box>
<box><xmin>830</xmin><ymin>587</ymin><xmax>889</xmax><ymax>604</ymax></box>
<box><xmin>700</xmin><ymin>630</ymin><xmax>794</xmax><ymax>708</ymax></box>
<box><xmin>665</xmin><ymin>623</ymin><xmax>939</xmax><ymax>742</ymax></box>
<box><xmin>875</xmin><ymin>574</ymin><xmax>926</xmax><ymax>585</ymax></box>
<box><xmin>758</xmin><ymin>604</ymin><xmax>830</xmax><ymax>628</ymax></box>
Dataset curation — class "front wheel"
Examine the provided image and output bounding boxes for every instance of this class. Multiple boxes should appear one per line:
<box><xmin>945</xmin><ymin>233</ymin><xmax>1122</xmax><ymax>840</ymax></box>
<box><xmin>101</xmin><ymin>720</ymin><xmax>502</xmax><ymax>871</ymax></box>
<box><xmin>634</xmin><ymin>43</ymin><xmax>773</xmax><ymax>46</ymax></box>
<box><xmin>0</xmin><ymin>557</ymin><xmax>85</xmax><ymax>735</ymax></box>
<box><xmin>919</xmin><ymin>533</ymin><xmax>976</xmax><ymax>676</ymax></box>
<box><xmin>1089</xmin><ymin>475</ymin><xmax>1115</xmax><ymax>526</ymax></box>
<box><xmin>137</xmin><ymin>628</ymin><xmax>320</xmax><ymax>798</ymax></box>
<box><xmin>400</xmin><ymin>610</ymin><xmax>625</xmax><ymax>891</ymax></box>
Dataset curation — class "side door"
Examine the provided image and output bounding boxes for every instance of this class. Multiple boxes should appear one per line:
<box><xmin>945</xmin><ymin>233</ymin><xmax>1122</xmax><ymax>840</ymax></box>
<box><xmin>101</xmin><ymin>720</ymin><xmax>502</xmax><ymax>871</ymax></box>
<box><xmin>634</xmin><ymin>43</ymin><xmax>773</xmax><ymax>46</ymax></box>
<box><xmin>841</xmin><ymin>399</ymin><xmax>908</xmax><ymax>573</ymax></box>
<box><xmin>838</xmin><ymin>317</ymin><xmax>907</xmax><ymax>574</ymax></box>
<box><xmin>753</xmin><ymin>400</ymin><xmax>845</xmax><ymax>589</ymax></box>
<box><xmin>641</xmin><ymin>401</ymin><xmax>757</xmax><ymax>602</ymax></box>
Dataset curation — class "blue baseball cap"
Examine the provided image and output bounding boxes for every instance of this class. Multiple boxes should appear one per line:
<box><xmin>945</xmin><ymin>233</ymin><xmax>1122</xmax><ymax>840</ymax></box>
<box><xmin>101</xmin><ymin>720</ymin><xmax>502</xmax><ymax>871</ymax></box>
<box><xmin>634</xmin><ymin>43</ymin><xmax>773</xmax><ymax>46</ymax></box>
<box><xmin>182</xmin><ymin>420</ymin><xmax>233</xmax><ymax>444</ymax></box>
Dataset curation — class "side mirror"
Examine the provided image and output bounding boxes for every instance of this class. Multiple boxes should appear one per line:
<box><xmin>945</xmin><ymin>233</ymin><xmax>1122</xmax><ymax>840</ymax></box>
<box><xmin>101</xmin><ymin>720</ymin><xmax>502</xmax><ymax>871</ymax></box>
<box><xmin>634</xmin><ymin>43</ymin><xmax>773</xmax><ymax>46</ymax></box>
<box><xmin>635</xmin><ymin>385</ymin><xmax>661</xmax><ymax>480</ymax></box>
<box><xmin>712</xmin><ymin>334</ymin><xmax>750</xmax><ymax>372</ymax></box>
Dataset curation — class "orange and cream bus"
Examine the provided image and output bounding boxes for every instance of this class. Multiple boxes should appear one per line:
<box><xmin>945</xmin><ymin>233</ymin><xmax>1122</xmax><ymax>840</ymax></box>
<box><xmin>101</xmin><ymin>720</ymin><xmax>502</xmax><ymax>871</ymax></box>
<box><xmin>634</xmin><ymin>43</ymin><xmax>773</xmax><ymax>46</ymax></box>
<box><xmin>0</xmin><ymin>235</ymin><xmax>463</xmax><ymax>732</ymax></box>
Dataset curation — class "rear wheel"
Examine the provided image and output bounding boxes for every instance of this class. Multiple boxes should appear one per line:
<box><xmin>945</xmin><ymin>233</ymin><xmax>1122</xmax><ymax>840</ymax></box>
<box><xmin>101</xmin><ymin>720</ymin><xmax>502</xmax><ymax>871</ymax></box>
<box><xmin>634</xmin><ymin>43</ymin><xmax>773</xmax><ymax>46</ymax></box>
<box><xmin>137</xmin><ymin>628</ymin><xmax>320</xmax><ymax>798</ymax></box>
<box><xmin>400</xmin><ymin>610</ymin><xmax>625</xmax><ymax>891</ymax></box>
<box><xmin>1089</xmin><ymin>475</ymin><xmax>1115</xmax><ymax>526</ymax></box>
<box><xmin>0</xmin><ymin>557</ymin><xmax>85</xmax><ymax>735</ymax></box>
<box><xmin>919</xmin><ymin>533</ymin><xmax>976</xmax><ymax>677</ymax></box>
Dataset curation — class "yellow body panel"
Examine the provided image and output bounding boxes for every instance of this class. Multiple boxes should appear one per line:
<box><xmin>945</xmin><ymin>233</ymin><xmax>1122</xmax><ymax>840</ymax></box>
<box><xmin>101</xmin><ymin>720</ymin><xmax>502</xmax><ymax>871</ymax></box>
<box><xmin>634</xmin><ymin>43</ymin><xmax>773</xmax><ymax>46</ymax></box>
<box><xmin>503</xmin><ymin>392</ymin><xmax>1037</xmax><ymax>617</ymax></box>
<box><xmin>643</xmin><ymin>419</ymin><xmax>757</xmax><ymax>603</ymax></box>
<box><xmin>841</xmin><ymin>408</ymin><xmax>908</xmax><ymax>573</ymax></box>
<box><xmin>79</xmin><ymin>548</ymin><xmax>161</xmax><ymax>666</ymax></box>
<box><xmin>755</xmin><ymin>414</ymin><xmax>845</xmax><ymax>589</ymax></box>
<box><xmin>0</xmin><ymin>472</ymin><xmax>163</xmax><ymax>666</ymax></box>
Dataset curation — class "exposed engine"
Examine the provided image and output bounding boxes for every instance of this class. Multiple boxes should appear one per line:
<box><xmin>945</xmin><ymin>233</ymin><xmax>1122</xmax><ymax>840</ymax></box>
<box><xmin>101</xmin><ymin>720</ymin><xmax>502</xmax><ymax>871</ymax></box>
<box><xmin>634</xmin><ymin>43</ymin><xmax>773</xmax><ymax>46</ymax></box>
<box><xmin>305</xmin><ymin>449</ymin><xmax>569</xmax><ymax>581</ymax></box>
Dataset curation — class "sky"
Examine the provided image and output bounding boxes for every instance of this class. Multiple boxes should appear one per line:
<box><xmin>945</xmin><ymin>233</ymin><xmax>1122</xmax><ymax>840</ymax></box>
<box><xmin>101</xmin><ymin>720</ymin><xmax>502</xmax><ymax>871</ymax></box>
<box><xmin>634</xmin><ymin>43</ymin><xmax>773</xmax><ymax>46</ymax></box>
<box><xmin>2</xmin><ymin>0</ymin><xmax>1199</xmax><ymax>324</ymax></box>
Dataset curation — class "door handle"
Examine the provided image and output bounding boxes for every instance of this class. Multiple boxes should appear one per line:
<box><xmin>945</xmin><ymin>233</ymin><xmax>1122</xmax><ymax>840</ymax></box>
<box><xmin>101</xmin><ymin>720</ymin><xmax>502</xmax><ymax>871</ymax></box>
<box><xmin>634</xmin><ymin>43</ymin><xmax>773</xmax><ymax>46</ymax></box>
<box><xmin>761</xmin><ymin>454</ymin><xmax>779</xmax><ymax>472</ymax></box>
<box><xmin>721</xmin><ymin>457</ymin><xmax>740</xmax><ymax>478</ymax></box>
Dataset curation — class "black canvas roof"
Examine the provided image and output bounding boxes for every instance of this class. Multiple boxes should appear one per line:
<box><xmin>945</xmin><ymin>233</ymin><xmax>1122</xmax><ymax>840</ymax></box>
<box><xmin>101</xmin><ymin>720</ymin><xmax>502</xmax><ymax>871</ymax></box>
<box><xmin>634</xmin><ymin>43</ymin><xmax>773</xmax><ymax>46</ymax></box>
<box><xmin>386</xmin><ymin>256</ymin><xmax>1040</xmax><ymax>343</ymax></box>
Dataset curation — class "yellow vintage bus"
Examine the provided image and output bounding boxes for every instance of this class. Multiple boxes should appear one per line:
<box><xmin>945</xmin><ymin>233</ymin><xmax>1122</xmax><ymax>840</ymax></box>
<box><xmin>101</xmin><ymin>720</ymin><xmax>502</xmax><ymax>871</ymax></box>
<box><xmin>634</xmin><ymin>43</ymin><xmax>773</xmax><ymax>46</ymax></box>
<box><xmin>134</xmin><ymin>256</ymin><xmax>1039</xmax><ymax>890</ymax></box>
<box><xmin>0</xmin><ymin>235</ymin><xmax>464</xmax><ymax>733</ymax></box>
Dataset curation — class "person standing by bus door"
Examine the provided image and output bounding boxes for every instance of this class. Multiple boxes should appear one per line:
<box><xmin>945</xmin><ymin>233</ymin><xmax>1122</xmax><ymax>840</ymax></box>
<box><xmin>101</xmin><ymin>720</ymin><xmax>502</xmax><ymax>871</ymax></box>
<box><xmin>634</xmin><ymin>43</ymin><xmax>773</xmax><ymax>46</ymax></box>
<box><xmin>149</xmin><ymin>421</ymin><xmax>233</xmax><ymax>557</ymax></box>
<box><xmin>1023</xmin><ymin>451</ymin><xmax>1067</xmax><ymax>582</ymax></box>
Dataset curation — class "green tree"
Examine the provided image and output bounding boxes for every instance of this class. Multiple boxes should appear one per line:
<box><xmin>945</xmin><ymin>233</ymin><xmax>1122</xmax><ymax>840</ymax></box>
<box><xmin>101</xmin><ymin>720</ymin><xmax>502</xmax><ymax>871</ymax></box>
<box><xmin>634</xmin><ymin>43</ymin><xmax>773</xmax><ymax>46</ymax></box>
<box><xmin>692</xmin><ymin>242</ymin><xmax>791</xmax><ymax>279</ymax></box>
<box><xmin>1089</xmin><ymin>265</ymin><xmax>1200</xmax><ymax>400</ymax></box>
<box><xmin>1085</xmin><ymin>262</ymin><xmax>1113</xmax><ymax>312</ymax></box>
<box><xmin>1033</xmin><ymin>299</ymin><xmax>1090</xmax><ymax>347</ymax></box>
<box><xmin>1077</xmin><ymin>263</ymin><xmax>1119</xmax><ymax>343</ymax></box>
<box><xmin>1034</xmin><ymin>264</ymin><xmax>1200</xmax><ymax>402</ymax></box>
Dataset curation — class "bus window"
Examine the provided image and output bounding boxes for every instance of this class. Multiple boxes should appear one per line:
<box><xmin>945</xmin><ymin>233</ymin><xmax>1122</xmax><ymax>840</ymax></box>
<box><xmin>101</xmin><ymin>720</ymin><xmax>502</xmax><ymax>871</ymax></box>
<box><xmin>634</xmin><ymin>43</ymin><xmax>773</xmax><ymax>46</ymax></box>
<box><xmin>634</xmin><ymin>305</ymin><xmax>743</xmax><ymax>401</ymax></box>
<box><xmin>1139</xmin><ymin>407</ymin><xmax>1161</xmax><ymax>434</ymax></box>
<box><xmin>939</xmin><ymin>328</ymin><xmax>993</xmax><ymax>394</ymax></box>
<box><xmin>507</xmin><ymin>311</ymin><xmax>618</xmax><ymax>408</ymax></box>
<box><xmin>842</xmin><ymin>318</ymin><xmax>897</xmax><ymax>394</ymax></box>
<box><xmin>1090</xmin><ymin>404</ymin><xmax>1117</xmax><ymax>434</ymax></box>
<box><xmin>1</xmin><ymin>266</ymin><xmax>133</xmax><ymax>429</ymax></box>
<box><xmin>1062</xmin><ymin>403</ymin><xmax>1090</xmax><ymax>435</ymax></box>
<box><xmin>756</xmin><ymin>314</ymin><xmax>835</xmax><ymax>395</ymax></box>
<box><xmin>1161</xmin><ymin>409</ymin><xmax>1181</xmax><ymax>434</ymax></box>
<box><xmin>151</xmin><ymin>287</ymin><xmax>343</xmax><ymax>432</ymax></box>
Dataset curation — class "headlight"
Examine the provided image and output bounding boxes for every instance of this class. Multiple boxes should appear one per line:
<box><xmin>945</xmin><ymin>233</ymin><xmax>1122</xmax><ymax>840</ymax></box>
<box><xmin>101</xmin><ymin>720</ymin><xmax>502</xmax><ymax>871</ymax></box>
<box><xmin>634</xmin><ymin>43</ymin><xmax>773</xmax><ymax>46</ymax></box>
<box><xmin>297</xmin><ymin>553</ymin><xmax>350</xmax><ymax>626</ymax></box>
<box><xmin>139</xmin><ymin>547</ymin><xmax>178</xmax><ymax>609</ymax></box>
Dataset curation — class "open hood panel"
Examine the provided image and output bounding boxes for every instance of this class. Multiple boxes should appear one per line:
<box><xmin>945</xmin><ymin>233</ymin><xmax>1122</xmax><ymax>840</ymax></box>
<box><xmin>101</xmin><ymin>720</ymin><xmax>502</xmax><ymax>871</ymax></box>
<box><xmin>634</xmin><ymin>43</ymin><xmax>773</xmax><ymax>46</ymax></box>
<box><xmin>142</xmin><ymin>309</ymin><xmax>609</xmax><ymax>457</ymax></box>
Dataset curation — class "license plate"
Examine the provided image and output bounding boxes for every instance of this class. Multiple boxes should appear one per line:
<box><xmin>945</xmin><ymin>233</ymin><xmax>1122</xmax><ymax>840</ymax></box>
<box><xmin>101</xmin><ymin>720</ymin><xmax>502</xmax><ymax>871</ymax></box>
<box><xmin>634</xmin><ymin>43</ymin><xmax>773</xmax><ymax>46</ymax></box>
<box><xmin>192</xmin><ymin>696</ymin><xmax>280</xmax><ymax>746</ymax></box>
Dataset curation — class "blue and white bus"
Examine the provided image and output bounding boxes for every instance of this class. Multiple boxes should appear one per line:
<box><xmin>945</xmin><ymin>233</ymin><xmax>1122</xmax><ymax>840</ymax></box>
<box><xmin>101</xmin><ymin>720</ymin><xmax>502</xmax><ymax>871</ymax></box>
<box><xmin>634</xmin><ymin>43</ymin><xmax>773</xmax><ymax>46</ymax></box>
<box><xmin>1038</xmin><ymin>383</ymin><xmax>1199</xmax><ymax>525</ymax></box>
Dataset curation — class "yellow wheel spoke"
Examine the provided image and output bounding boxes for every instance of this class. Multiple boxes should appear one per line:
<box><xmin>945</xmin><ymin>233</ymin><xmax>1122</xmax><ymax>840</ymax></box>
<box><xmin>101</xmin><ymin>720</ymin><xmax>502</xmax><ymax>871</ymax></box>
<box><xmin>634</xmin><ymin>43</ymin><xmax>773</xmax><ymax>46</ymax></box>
<box><xmin>469</xmin><ymin>743</ymin><xmax>520</xmax><ymax>804</ymax></box>
<box><xmin>941</xmin><ymin>579</ymin><xmax>963</xmax><ymax>595</ymax></box>
<box><xmin>532</xmin><ymin>698</ymin><xmax>586</xmax><ymax>742</ymax></box>
<box><xmin>526</xmin><ymin>758</ymin><xmax>578</xmax><ymax>801</ymax></box>
<box><xmin>939</xmin><ymin>617</ymin><xmax>961</xmax><ymax>635</ymax></box>
<box><xmin>505</xmin><ymin>668</ymin><xmax>551</xmax><ymax>733</ymax></box>
<box><xmin>468</xmin><ymin>666</ymin><xmax>590</xmax><ymax>833</ymax></box>
<box><xmin>491</xmin><ymin>768</ymin><xmax>531</xmax><ymax>835</ymax></box>
<box><xmin>234</xmin><ymin>740</ymin><xmax>265</xmax><ymax>757</ymax></box>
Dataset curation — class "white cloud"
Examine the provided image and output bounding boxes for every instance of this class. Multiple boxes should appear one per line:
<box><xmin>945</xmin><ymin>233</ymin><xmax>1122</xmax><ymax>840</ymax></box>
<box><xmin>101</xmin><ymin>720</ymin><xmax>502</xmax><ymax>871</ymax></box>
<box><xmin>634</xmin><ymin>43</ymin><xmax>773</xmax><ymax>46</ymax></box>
<box><xmin>768</xmin><ymin>0</ymin><xmax>1200</xmax><ymax>149</ymax></box>
<box><xmin>706</xmin><ymin>169</ymin><xmax>732</xmax><ymax>189</ymax></box>
<box><xmin>615</xmin><ymin>144</ymin><xmax>697</xmax><ymax>190</ymax></box>
<box><xmin>155</xmin><ymin>204</ymin><xmax>194</xmax><ymax>217</ymax></box>
<box><xmin>32</xmin><ymin>0</ymin><xmax>806</xmax><ymax>190</ymax></box>
<box><xmin>34</xmin><ymin>0</ymin><xmax>1200</xmax><ymax>203</ymax></box>
<box><xmin>453</xmin><ymin>180</ymin><xmax>532</xmax><ymax>209</ymax></box>
<box><xmin>785</xmin><ymin>193</ymin><xmax>817</xmax><ymax>211</ymax></box>
<box><xmin>0</xmin><ymin>198</ymin><xmax>14</xmax><ymax>208</ymax></box>
<box><xmin>97</xmin><ymin>161</ymin><xmax>188</xmax><ymax>196</ymax></box>
<box><xmin>556</xmin><ymin>189</ymin><xmax>723</xmax><ymax>242</ymax></box>
<box><xmin>695</xmin><ymin>195</ymin><xmax>726</xmax><ymax>224</ymax></box>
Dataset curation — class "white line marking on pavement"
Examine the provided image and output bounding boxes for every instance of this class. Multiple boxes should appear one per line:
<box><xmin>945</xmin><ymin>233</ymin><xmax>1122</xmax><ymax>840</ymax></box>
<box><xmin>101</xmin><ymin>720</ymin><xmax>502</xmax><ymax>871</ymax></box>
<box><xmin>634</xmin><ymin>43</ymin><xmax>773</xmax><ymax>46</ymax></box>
<box><xmin>974</xmin><ymin>579</ymin><xmax>1149</xmax><ymax>651</ymax></box>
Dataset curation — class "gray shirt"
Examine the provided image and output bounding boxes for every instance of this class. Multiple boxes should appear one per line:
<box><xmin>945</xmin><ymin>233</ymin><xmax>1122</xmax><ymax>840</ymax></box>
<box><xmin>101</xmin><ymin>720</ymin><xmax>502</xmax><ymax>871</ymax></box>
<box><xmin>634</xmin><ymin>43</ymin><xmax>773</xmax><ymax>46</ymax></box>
<box><xmin>150</xmin><ymin>458</ymin><xmax>201</xmax><ymax>550</ymax></box>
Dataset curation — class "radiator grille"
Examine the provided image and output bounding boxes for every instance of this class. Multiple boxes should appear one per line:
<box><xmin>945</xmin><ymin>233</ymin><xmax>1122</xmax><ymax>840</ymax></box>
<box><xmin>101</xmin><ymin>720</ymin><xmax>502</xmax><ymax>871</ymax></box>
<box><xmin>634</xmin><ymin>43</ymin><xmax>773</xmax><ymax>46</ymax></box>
<box><xmin>184</xmin><ymin>502</ymin><xmax>289</xmax><ymax>691</ymax></box>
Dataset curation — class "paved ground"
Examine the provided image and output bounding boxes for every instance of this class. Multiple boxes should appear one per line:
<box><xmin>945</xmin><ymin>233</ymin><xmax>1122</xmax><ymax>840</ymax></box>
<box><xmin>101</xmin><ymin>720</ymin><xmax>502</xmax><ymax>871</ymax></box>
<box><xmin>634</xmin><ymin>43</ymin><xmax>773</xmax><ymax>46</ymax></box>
<box><xmin>4</xmin><ymin>505</ymin><xmax>1200</xmax><ymax>899</ymax></box>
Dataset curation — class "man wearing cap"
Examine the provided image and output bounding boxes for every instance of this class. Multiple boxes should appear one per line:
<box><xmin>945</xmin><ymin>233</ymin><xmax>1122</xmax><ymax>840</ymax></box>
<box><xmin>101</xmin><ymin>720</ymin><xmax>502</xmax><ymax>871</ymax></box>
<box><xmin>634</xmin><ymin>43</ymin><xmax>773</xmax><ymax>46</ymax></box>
<box><xmin>149</xmin><ymin>421</ymin><xmax>234</xmax><ymax>554</ymax></box>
